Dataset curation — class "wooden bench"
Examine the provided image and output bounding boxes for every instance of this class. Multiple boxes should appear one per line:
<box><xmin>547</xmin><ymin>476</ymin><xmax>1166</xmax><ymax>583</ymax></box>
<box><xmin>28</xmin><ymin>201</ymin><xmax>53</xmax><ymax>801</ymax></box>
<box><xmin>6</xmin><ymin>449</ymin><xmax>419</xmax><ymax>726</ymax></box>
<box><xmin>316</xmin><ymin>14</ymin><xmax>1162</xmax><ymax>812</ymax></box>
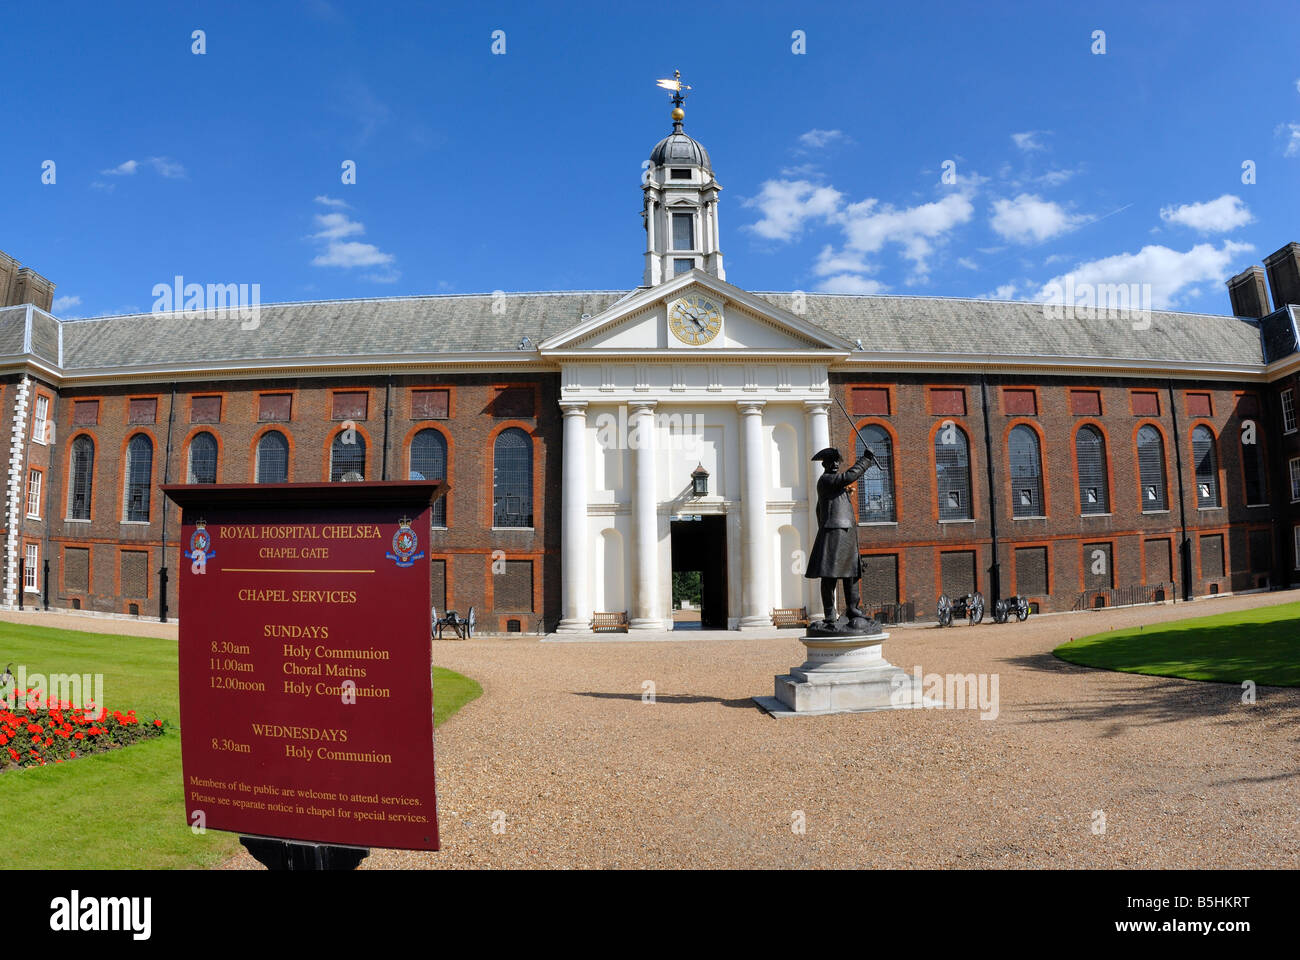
<box><xmin>591</xmin><ymin>611</ymin><xmax>629</xmax><ymax>633</ymax></box>
<box><xmin>771</xmin><ymin>607</ymin><xmax>809</xmax><ymax>629</ymax></box>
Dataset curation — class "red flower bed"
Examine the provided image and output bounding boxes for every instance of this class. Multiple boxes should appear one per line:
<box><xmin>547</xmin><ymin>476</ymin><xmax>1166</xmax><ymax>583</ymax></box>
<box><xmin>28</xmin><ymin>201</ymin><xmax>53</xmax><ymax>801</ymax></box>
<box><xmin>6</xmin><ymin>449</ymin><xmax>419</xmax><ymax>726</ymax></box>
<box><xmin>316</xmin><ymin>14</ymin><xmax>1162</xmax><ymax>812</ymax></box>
<box><xmin>0</xmin><ymin>689</ymin><xmax>166</xmax><ymax>771</ymax></box>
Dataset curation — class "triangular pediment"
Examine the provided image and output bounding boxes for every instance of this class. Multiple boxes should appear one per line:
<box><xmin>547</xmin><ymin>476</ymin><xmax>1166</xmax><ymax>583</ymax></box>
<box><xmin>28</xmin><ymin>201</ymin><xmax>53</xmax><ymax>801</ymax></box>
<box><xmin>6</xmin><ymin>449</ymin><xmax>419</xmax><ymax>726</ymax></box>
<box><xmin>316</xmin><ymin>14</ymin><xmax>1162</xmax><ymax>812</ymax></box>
<box><xmin>538</xmin><ymin>270</ymin><xmax>852</xmax><ymax>356</ymax></box>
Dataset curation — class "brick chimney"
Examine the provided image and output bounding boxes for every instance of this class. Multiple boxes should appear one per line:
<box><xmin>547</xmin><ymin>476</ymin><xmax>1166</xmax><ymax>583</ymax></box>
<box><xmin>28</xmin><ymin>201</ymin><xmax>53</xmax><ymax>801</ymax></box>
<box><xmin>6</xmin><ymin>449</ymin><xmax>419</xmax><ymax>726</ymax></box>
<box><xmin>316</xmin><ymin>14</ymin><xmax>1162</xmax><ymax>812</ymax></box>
<box><xmin>0</xmin><ymin>250</ymin><xmax>18</xmax><ymax>307</ymax></box>
<box><xmin>1226</xmin><ymin>265</ymin><xmax>1270</xmax><ymax>318</ymax></box>
<box><xmin>1263</xmin><ymin>242</ymin><xmax>1300</xmax><ymax>310</ymax></box>
<box><xmin>10</xmin><ymin>267</ymin><xmax>55</xmax><ymax>312</ymax></box>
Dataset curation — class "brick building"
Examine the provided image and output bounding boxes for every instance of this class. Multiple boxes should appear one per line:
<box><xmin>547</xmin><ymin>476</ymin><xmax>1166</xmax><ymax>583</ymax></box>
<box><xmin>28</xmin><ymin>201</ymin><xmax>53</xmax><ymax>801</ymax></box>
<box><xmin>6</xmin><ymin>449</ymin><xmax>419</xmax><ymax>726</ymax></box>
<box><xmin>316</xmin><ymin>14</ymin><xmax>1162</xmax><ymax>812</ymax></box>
<box><xmin>3</xmin><ymin>109</ymin><xmax>1299</xmax><ymax>631</ymax></box>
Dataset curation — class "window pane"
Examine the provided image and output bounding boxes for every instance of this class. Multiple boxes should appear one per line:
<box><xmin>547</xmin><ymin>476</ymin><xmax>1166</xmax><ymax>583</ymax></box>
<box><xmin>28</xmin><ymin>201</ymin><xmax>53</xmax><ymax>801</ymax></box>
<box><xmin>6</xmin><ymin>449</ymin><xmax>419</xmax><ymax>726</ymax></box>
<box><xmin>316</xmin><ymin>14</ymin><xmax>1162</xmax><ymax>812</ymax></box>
<box><xmin>857</xmin><ymin>426</ymin><xmax>895</xmax><ymax>522</ymax></box>
<box><xmin>331</xmin><ymin>432</ymin><xmax>366</xmax><ymax>482</ymax></box>
<box><xmin>1009</xmin><ymin>425</ymin><xmax>1044</xmax><ymax>518</ymax></box>
<box><xmin>410</xmin><ymin>429</ymin><xmax>447</xmax><ymax>526</ymax></box>
<box><xmin>124</xmin><ymin>435</ymin><xmax>153</xmax><ymax>522</ymax></box>
<box><xmin>1075</xmin><ymin>426</ymin><xmax>1108</xmax><ymax>514</ymax></box>
<box><xmin>1192</xmin><ymin>426</ymin><xmax>1219</xmax><ymax>507</ymax></box>
<box><xmin>1137</xmin><ymin>426</ymin><xmax>1166</xmax><ymax>511</ymax></box>
<box><xmin>493</xmin><ymin>428</ymin><xmax>532</xmax><ymax>527</ymax></box>
<box><xmin>935</xmin><ymin>427</ymin><xmax>971</xmax><ymax>520</ymax></box>
<box><xmin>188</xmin><ymin>432</ymin><xmax>218</xmax><ymax>484</ymax></box>
<box><xmin>672</xmin><ymin>212</ymin><xmax>694</xmax><ymax>250</ymax></box>
<box><xmin>256</xmin><ymin>431</ymin><xmax>289</xmax><ymax>483</ymax></box>
<box><xmin>69</xmin><ymin>436</ymin><xmax>94</xmax><ymax>519</ymax></box>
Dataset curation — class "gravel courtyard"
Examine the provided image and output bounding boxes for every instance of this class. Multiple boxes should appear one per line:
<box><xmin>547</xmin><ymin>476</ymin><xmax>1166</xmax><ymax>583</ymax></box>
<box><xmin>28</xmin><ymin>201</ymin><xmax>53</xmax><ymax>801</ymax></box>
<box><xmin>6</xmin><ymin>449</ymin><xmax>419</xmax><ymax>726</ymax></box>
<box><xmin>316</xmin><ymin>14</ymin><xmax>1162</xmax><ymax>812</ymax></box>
<box><xmin>231</xmin><ymin>591</ymin><xmax>1300</xmax><ymax>869</ymax></box>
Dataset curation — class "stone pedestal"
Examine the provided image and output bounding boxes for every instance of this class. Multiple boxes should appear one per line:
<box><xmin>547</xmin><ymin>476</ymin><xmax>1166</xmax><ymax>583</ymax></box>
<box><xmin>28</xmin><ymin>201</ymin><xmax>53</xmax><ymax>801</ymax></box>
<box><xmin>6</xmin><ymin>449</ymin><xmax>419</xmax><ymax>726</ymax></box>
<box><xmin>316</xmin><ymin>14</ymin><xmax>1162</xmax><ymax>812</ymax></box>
<box><xmin>753</xmin><ymin>632</ymin><xmax>939</xmax><ymax>717</ymax></box>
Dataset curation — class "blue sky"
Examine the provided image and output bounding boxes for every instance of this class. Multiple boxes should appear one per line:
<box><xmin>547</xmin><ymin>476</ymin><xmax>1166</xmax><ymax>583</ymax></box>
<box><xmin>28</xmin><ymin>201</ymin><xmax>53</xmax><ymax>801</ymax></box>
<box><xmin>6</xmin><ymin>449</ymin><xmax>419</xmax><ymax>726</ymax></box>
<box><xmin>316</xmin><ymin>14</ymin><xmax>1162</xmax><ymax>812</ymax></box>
<box><xmin>4</xmin><ymin>0</ymin><xmax>1299</xmax><ymax>318</ymax></box>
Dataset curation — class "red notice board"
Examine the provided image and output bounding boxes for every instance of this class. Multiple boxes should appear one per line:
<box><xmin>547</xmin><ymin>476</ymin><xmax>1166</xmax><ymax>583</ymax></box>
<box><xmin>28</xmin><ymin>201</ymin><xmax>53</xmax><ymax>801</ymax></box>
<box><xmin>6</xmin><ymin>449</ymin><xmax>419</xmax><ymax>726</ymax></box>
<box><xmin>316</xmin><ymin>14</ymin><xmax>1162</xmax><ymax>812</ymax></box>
<box><xmin>161</xmin><ymin>482</ymin><xmax>444</xmax><ymax>851</ymax></box>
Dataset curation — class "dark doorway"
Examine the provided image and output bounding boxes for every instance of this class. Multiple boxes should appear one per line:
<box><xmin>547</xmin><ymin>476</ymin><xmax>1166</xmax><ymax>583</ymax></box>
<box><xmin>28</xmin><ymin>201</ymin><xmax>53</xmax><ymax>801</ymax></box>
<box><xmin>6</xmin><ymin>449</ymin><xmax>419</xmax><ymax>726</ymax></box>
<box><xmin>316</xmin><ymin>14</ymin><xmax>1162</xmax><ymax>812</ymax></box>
<box><xmin>670</xmin><ymin>516</ymin><xmax>728</xmax><ymax>629</ymax></box>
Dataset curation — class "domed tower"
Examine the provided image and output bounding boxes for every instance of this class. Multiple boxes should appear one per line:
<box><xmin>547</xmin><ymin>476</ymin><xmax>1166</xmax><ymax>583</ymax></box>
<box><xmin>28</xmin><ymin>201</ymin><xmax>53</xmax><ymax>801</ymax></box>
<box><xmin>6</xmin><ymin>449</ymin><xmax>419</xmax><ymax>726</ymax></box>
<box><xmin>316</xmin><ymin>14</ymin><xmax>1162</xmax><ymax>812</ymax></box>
<box><xmin>642</xmin><ymin>72</ymin><xmax>724</xmax><ymax>286</ymax></box>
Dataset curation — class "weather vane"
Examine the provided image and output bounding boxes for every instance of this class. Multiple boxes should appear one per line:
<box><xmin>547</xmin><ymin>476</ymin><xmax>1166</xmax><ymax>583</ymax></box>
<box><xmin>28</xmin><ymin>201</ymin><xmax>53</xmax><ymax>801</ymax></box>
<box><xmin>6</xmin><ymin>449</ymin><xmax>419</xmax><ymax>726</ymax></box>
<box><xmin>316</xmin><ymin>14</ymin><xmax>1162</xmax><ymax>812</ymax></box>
<box><xmin>655</xmin><ymin>70</ymin><xmax>691</xmax><ymax>128</ymax></box>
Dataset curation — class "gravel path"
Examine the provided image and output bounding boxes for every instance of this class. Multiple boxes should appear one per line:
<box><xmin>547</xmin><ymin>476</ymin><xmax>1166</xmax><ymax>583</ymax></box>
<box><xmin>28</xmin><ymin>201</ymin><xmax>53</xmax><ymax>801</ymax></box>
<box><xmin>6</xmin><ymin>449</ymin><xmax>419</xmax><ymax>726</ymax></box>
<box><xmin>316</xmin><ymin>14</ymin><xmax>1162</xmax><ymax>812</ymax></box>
<box><xmin>223</xmin><ymin>592</ymin><xmax>1300</xmax><ymax>869</ymax></box>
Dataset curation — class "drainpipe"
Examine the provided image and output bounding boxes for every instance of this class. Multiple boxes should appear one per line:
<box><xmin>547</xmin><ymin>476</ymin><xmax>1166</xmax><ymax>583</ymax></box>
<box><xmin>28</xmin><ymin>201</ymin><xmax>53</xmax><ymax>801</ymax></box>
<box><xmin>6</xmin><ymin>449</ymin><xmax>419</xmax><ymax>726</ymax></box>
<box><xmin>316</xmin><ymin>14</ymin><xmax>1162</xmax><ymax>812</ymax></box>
<box><xmin>1167</xmin><ymin>381</ymin><xmax>1190</xmax><ymax>601</ymax></box>
<box><xmin>158</xmin><ymin>384</ymin><xmax>176</xmax><ymax>622</ymax></box>
<box><xmin>979</xmin><ymin>375</ymin><xmax>1001</xmax><ymax>609</ymax></box>
<box><xmin>381</xmin><ymin>376</ymin><xmax>393</xmax><ymax>480</ymax></box>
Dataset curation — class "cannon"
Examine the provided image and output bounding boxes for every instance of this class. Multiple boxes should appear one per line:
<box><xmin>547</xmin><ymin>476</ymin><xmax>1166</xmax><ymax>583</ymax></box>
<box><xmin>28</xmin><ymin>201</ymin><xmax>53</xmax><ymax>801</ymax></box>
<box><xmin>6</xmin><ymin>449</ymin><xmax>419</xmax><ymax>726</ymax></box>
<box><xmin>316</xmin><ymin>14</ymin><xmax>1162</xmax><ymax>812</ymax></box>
<box><xmin>992</xmin><ymin>595</ymin><xmax>1031</xmax><ymax>624</ymax></box>
<box><xmin>936</xmin><ymin>591</ymin><xmax>983</xmax><ymax>627</ymax></box>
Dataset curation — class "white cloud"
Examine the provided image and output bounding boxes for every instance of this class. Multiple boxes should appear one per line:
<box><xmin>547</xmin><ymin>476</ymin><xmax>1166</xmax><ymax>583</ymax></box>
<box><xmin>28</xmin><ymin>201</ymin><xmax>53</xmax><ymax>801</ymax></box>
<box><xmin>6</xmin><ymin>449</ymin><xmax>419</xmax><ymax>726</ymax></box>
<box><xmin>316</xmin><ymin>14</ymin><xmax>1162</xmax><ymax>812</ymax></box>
<box><xmin>99</xmin><ymin>157</ymin><xmax>185</xmax><ymax>178</ymax></box>
<box><xmin>311</xmin><ymin>211</ymin><xmax>365</xmax><ymax>241</ymax></box>
<box><xmin>798</xmin><ymin>129</ymin><xmax>846</xmax><ymax>149</ymax></box>
<box><xmin>52</xmin><ymin>295</ymin><xmax>81</xmax><ymax>314</ymax></box>
<box><xmin>1035</xmin><ymin>168</ymin><xmax>1078</xmax><ymax>187</ymax></box>
<box><xmin>312</xmin><ymin>241</ymin><xmax>395</xmax><ymax>268</ymax></box>
<box><xmin>307</xmin><ymin>201</ymin><xmax>395</xmax><ymax>270</ymax></box>
<box><xmin>813</xmin><ymin>245</ymin><xmax>877</xmax><ymax>277</ymax></box>
<box><xmin>838</xmin><ymin>192</ymin><xmax>975</xmax><ymax>277</ymax></box>
<box><xmin>1281</xmin><ymin>123</ymin><xmax>1300</xmax><ymax>158</ymax></box>
<box><xmin>980</xmin><ymin>284</ymin><xmax>1018</xmax><ymax>300</ymax></box>
<box><xmin>742</xmin><ymin>180</ymin><xmax>843</xmax><ymax>241</ymax></box>
<box><xmin>990</xmin><ymin>193</ymin><xmax>1083</xmax><ymax>244</ymax></box>
<box><xmin>957</xmin><ymin>257</ymin><xmax>978</xmax><ymax>270</ymax></box>
<box><xmin>1011</xmin><ymin>131</ymin><xmax>1048</xmax><ymax>152</ymax></box>
<box><xmin>314</xmin><ymin>195</ymin><xmax>350</xmax><ymax>208</ymax></box>
<box><xmin>817</xmin><ymin>274</ymin><xmax>887</xmax><ymax>294</ymax></box>
<box><xmin>147</xmin><ymin>156</ymin><xmax>186</xmax><ymax>178</ymax></box>
<box><xmin>1035</xmin><ymin>240</ymin><xmax>1254</xmax><ymax>310</ymax></box>
<box><xmin>1159</xmin><ymin>194</ymin><xmax>1253</xmax><ymax>233</ymax></box>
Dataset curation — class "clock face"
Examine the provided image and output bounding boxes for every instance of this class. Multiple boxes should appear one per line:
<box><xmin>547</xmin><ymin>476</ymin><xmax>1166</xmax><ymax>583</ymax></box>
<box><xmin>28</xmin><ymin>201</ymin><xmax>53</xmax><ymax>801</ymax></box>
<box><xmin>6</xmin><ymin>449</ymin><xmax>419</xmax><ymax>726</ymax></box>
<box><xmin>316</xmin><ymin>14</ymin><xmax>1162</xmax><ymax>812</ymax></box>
<box><xmin>668</xmin><ymin>295</ymin><xmax>723</xmax><ymax>345</ymax></box>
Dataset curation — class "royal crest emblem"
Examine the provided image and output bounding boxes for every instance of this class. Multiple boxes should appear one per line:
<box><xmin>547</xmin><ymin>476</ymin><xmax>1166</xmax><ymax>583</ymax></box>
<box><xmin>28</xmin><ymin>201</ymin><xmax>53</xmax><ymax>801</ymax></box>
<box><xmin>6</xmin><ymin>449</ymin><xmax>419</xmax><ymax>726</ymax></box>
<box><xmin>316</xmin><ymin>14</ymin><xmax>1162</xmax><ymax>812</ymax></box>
<box><xmin>386</xmin><ymin>516</ymin><xmax>425</xmax><ymax>568</ymax></box>
<box><xmin>183</xmin><ymin>519</ymin><xmax>215</xmax><ymax>569</ymax></box>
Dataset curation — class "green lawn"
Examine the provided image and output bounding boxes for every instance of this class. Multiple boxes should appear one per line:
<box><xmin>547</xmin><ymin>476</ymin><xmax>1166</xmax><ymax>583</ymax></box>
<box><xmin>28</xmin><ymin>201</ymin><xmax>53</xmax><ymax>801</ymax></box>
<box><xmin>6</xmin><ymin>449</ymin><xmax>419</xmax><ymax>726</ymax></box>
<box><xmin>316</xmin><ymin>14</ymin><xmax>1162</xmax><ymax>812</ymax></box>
<box><xmin>0</xmin><ymin>621</ymin><xmax>480</xmax><ymax>868</ymax></box>
<box><xmin>1054</xmin><ymin>600</ymin><xmax>1300</xmax><ymax>687</ymax></box>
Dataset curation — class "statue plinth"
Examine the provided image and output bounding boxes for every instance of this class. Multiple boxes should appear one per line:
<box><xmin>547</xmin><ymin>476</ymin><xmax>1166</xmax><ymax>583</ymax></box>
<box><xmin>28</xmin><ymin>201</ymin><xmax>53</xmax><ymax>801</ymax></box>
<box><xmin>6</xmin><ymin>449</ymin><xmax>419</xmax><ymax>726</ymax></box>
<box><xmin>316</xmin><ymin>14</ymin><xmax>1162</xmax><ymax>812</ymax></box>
<box><xmin>754</xmin><ymin>631</ymin><xmax>940</xmax><ymax>717</ymax></box>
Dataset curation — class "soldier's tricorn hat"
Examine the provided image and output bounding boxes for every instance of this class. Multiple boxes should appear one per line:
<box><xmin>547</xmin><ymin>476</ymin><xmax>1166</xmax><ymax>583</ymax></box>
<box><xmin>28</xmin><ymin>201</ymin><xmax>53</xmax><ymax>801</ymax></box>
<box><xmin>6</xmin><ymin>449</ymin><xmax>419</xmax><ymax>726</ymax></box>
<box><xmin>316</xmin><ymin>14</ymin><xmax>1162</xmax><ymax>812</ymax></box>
<box><xmin>811</xmin><ymin>447</ymin><xmax>842</xmax><ymax>463</ymax></box>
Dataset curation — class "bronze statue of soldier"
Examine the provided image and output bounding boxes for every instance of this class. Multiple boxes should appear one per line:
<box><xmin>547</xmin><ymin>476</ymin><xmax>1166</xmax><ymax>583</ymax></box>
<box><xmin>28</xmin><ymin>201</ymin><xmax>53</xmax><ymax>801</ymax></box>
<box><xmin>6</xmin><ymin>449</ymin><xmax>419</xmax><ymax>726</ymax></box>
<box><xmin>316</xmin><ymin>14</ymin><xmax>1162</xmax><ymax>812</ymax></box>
<box><xmin>805</xmin><ymin>446</ymin><xmax>881</xmax><ymax>636</ymax></box>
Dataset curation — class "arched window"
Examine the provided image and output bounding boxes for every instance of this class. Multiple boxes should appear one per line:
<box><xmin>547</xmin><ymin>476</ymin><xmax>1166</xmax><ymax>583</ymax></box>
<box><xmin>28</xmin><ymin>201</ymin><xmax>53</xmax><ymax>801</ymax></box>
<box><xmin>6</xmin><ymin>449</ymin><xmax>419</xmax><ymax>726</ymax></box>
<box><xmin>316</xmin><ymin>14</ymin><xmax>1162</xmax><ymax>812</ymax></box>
<box><xmin>1075</xmin><ymin>425</ymin><xmax>1108</xmax><ymax>514</ymax></box>
<box><xmin>1136</xmin><ymin>425</ymin><xmax>1167</xmax><ymax>511</ymax></box>
<box><xmin>124</xmin><ymin>434</ymin><xmax>153</xmax><ymax>522</ymax></box>
<box><xmin>935</xmin><ymin>424</ymin><xmax>972</xmax><ymax>520</ymax></box>
<box><xmin>493</xmin><ymin>427</ymin><xmax>532</xmax><ymax>527</ymax></box>
<box><xmin>857</xmin><ymin>425</ymin><xmax>895</xmax><ymax>522</ymax></box>
<box><xmin>256</xmin><ymin>431</ymin><xmax>289</xmax><ymax>484</ymax></box>
<box><xmin>68</xmin><ymin>435</ymin><xmax>94</xmax><ymax>520</ymax></box>
<box><xmin>1242</xmin><ymin>430</ymin><xmax>1267</xmax><ymax>506</ymax></box>
<box><xmin>1009</xmin><ymin>424</ymin><xmax>1044</xmax><ymax>518</ymax></box>
<box><xmin>410</xmin><ymin>428</ymin><xmax>448</xmax><ymax>527</ymax></box>
<box><xmin>1192</xmin><ymin>425</ymin><xmax>1219</xmax><ymax>507</ymax></box>
<box><xmin>188</xmin><ymin>432</ymin><xmax>218</xmax><ymax>484</ymax></box>
<box><xmin>330</xmin><ymin>430</ymin><xmax>366</xmax><ymax>482</ymax></box>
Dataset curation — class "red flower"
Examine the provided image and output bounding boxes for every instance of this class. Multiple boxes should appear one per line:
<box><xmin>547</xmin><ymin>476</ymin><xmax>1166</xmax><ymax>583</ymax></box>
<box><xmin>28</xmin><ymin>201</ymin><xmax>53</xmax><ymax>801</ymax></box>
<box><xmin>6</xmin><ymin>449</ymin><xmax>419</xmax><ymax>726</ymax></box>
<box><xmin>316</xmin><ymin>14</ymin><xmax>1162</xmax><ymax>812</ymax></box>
<box><xmin>153</xmin><ymin>719</ymin><xmax>163</xmax><ymax>727</ymax></box>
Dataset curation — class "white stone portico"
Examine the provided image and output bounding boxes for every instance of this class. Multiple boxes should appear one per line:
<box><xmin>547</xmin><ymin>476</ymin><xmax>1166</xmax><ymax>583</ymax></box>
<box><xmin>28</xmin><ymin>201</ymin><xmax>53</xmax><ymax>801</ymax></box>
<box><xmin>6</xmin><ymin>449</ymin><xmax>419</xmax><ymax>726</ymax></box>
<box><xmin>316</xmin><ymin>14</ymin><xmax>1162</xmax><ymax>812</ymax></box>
<box><xmin>542</xmin><ymin>270</ymin><xmax>852</xmax><ymax>632</ymax></box>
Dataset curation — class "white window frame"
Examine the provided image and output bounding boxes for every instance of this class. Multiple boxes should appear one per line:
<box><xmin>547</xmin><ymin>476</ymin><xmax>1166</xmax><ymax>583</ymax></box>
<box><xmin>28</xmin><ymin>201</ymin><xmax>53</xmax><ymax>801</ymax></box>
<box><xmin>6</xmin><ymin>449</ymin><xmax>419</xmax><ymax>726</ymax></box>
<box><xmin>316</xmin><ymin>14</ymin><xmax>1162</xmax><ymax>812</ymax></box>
<box><xmin>23</xmin><ymin>544</ymin><xmax>38</xmax><ymax>592</ymax></box>
<box><xmin>1290</xmin><ymin>458</ymin><xmax>1300</xmax><ymax>503</ymax></box>
<box><xmin>25</xmin><ymin>469</ymin><xmax>41</xmax><ymax>519</ymax></box>
<box><xmin>1283</xmin><ymin>389</ymin><xmax>1297</xmax><ymax>434</ymax></box>
<box><xmin>32</xmin><ymin>394</ymin><xmax>50</xmax><ymax>445</ymax></box>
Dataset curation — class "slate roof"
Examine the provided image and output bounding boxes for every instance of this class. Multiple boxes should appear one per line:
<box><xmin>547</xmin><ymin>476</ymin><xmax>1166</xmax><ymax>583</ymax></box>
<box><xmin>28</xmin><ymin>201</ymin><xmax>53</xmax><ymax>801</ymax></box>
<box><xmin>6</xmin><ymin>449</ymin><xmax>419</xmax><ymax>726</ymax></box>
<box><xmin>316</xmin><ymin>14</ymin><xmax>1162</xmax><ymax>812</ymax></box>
<box><xmin>56</xmin><ymin>292</ymin><xmax>628</xmax><ymax>370</ymax></box>
<box><xmin>751</xmin><ymin>293</ymin><xmax>1266</xmax><ymax>367</ymax></box>
<box><xmin>0</xmin><ymin>290</ymin><xmax>1270</xmax><ymax>374</ymax></box>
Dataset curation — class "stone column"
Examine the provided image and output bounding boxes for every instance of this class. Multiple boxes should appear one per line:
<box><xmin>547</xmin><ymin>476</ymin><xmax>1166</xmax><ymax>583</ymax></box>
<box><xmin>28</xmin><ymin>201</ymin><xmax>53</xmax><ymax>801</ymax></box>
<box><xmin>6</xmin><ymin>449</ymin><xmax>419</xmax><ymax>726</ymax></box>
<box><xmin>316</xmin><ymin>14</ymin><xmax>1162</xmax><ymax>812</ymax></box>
<box><xmin>556</xmin><ymin>401</ymin><xmax>591</xmax><ymax>632</ymax></box>
<box><xmin>804</xmin><ymin>399</ymin><xmax>831</xmax><ymax>612</ymax></box>
<box><xmin>738</xmin><ymin>400</ymin><xmax>771</xmax><ymax>629</ymax></box>
<box><xmin>629</xmin><ymin>401</ymin><xmax>661</xmax><ymax>630</ymax></box>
